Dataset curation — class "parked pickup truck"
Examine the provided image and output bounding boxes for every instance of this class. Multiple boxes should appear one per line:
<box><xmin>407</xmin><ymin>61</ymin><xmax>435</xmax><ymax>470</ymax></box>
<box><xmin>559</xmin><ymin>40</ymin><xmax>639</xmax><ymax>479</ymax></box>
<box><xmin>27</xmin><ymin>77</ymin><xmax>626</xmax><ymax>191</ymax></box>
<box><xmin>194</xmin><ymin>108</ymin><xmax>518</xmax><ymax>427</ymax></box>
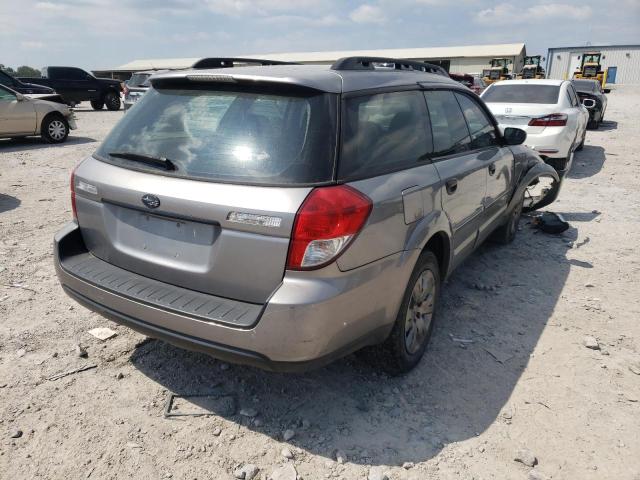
<box><xmin>0</xmin><ymin>69</ymin><xmax>55</xmax><ymax>95</ymax></box>
<box><xmin>19</xmin><ymin>66</ymin><xmax>122</xmax><ymax>110</ymax></box>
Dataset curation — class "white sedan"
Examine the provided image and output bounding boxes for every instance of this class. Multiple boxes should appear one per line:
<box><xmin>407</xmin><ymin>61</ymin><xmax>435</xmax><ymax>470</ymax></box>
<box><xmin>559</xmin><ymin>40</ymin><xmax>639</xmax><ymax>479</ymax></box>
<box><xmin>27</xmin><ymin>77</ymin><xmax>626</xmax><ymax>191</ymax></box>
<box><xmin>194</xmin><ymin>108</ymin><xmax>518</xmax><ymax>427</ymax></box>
<box><xmin>481</xmin><ymin>79</ymin><xmax>589</xmax><ymax>177</ymax></box>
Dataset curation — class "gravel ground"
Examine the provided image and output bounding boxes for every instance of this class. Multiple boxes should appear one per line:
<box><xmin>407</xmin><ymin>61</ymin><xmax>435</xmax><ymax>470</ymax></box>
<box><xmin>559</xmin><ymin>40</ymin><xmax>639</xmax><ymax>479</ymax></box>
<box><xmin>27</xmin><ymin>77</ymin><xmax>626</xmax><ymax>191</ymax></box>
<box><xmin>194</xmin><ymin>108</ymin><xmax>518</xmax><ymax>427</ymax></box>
<box><xmin>1</xmin><ymin>90</ymin><xmax>639</xmax><ymax>480</ymax></box>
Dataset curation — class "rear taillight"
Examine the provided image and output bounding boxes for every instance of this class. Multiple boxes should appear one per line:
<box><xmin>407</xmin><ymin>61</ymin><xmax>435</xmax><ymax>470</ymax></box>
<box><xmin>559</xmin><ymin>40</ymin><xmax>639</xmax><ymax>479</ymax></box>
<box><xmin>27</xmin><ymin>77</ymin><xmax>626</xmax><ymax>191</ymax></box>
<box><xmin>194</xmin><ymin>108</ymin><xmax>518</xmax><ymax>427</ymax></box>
<box><xmin>123</xmin><ymin>84</ymin><xmax>129</xmax><ymax>96</ymax></box>
<box><xmin>286</xmin><ymin>185</ymin><xmax>372</xmax><ymax>270</ymax></box>
<box><xmin>528</xmin><ymin>113</ymin><xmax>568</xmax><ymax>127</ymax></box>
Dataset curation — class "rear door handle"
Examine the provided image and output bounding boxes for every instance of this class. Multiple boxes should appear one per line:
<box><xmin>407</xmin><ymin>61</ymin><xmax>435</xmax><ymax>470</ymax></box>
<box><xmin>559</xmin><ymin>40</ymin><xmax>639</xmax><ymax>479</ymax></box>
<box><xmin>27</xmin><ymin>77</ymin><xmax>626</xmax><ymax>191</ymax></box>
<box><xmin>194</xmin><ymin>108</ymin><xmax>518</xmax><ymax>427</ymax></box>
<box><xmin>488</xmin><ymin>163</ymin><xmax>496</xmax><ymax>175</ymax></box>
<box><xmin>445</xmin><ymin>179</ymin><xmax>458</xmax><ymax>195</ymax></box>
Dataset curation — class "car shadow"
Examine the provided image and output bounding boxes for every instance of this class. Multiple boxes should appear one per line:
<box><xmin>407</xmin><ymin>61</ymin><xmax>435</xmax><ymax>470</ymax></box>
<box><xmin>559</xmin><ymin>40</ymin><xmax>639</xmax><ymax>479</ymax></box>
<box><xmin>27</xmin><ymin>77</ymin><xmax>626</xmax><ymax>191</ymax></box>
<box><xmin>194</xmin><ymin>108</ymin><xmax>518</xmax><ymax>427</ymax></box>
<box><xmin>0</xmin><ymin>193</ymin><xmax>21</xmax><ymax>214</ymax></box>
<box><xmin>567</xmin><ymin>145</ymin><xmax>606</xmax><ymax>179</ymax></box>
<box><xmin>596</xmin><ymin>120</ymin><xmax>617</xmax><ymax>131</ymax></box>
<box><xmin>129</xmin><ymin>223</ymin><xmax>574</xmax><ymax>466</ymax></box>
<box><xmin>0</xmin><ymin>136</ymin><xmax>97</xmax><ymax>153</ymax></box>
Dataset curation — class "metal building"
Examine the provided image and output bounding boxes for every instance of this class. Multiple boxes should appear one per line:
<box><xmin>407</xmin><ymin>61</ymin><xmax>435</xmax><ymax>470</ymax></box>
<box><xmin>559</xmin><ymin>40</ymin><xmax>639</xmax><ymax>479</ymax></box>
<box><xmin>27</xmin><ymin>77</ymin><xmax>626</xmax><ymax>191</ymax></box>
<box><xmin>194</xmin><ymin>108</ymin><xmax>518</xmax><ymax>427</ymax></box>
<box><xmin>546</xmin><ymin>44</ymin><xmax>640</xmax><ymax>84</ymax></box>
<box><xmin>94</xmin><ymin>43</ymin><xmax>527</xmax><ymax>80</ymax></box>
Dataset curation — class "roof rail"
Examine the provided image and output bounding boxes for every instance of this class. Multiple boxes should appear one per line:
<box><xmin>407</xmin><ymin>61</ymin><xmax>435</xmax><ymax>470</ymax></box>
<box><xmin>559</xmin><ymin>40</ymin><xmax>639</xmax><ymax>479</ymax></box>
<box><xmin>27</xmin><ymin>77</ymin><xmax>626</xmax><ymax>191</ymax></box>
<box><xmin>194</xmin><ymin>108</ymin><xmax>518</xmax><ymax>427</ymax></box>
<box><xmin>192</xmin><ymin>57</ymin><xmax>299</xmax><ymax>69</ymax></box>
<box><xmin>331</xmin><ymin>56</ymin><xmax>449</xmax><ymax>77</ymax></box>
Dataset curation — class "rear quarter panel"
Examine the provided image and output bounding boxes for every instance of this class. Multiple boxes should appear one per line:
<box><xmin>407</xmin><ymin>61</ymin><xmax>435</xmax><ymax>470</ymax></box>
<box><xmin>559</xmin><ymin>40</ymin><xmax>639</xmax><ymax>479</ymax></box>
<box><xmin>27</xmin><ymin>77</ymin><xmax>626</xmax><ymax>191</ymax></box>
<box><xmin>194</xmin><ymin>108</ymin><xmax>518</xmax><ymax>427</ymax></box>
<box><xmin>337</xmin><ymin>163</ymin><xmax>450</xmax><ymax>272</ymax></box>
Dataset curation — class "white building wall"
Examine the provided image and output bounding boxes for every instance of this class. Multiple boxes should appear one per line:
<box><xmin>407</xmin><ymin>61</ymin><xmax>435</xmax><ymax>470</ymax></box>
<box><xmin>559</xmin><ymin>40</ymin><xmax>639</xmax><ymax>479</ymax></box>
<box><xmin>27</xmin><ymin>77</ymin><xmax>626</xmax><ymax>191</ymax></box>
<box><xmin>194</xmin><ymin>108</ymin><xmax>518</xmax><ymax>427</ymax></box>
<box><xmin>547</xmin><ymin>45</ymin><xmax>640</xmax><ymax>84</ymax></box>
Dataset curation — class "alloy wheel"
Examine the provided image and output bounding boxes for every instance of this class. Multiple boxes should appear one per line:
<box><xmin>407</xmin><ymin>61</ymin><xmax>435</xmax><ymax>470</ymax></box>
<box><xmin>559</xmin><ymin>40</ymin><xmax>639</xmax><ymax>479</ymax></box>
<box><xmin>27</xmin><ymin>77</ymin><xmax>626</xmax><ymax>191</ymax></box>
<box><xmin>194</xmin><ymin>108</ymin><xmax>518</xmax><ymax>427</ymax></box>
<box><xmin>404</xmin><ymin>269</ymin><xmax>436</xmax><ymax>354</ymax></box>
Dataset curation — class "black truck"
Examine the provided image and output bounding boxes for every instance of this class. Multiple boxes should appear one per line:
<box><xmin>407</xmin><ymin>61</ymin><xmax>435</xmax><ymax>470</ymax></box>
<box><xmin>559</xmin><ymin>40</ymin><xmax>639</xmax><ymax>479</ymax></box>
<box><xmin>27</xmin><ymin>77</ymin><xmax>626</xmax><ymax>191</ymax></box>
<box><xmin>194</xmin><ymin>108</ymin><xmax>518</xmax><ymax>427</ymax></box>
<box><xmin>19</xmin><ymin>66</ymin><xmax>122</xmax><ymax>110</ymax></box>
<box><xmin>0</xmin><ymin>69</ymin><xmax>55</xmax><ymax>95</ymax></box>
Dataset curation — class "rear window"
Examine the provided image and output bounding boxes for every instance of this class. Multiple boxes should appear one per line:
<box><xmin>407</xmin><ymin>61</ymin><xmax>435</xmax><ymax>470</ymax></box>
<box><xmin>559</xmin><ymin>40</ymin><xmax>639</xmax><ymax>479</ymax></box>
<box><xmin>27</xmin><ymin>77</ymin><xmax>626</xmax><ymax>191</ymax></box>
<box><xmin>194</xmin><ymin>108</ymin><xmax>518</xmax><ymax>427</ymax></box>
<box><xmin>95</xmin><ymin>87</ymin><xmax>338</xmax><ymax>185</ymax></box>
<box><xmin>128</xmin><ymin>73</ymin><xmax>152</xmax><ymax>87</ymax></box>
<box><xmin>571</xmin><ymin>80</ymin><xmax>598</xmax><ymax>93</ymax></box>
<box><xmin>482</xmin><ymin>84</ymin><xmax>560</xmax><ymax>104</ymax></box>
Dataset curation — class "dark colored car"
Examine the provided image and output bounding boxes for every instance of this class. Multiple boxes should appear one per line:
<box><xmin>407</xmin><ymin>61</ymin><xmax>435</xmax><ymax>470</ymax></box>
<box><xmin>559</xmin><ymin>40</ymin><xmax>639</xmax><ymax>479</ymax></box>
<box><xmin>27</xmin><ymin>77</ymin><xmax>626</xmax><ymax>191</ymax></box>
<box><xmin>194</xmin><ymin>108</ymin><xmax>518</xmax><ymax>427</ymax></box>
<box><xmin>571</xmin><ymin>79</ymin><xmax>608</xmax><ymax>129</ymax></box>
<box><xmin>123</xmin><ymin>70</ymin><xmax>168</xmax><ymax>111</ymax></box>
<box><xmin>54</xmin><ymin>56</ymin><xmax>560</xmax><ymax>373</ymax></box>
<box><xmin>19</xmin><ymin>66</ymin><xmax>122</xmax><ymax>110</ymax></box>
<box><xmin>0</xmin><ymin>69</ymin><xmax>55</xmax><ymax>95</ymax></box>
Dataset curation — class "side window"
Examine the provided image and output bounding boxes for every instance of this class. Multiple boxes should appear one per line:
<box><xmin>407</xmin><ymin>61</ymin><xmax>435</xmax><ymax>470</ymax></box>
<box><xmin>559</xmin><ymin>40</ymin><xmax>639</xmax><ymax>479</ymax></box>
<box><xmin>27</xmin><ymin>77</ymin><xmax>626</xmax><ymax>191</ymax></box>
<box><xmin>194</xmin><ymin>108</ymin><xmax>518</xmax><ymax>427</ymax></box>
<box><xmin>56</xmin><ymin>68</ymin><xmax>86</xmax><ymax>80</ymax></box>
<box><xmin>454</xmin><ymin>93</ymin><xmax>499</xmax><ymax>149</ymax></box>
<box><xmin>0</xmin><ymin>86</ymin><xmax>16</xmax><ymax>101</ymax></box>
<box><xmin>339</xmin><ymin>90</ymin><xmax>433</xmax><ymax>179</ymax></box>
<box><xmin>423</xmin><ymin>90</ymin><xmax>471</xmax><ymax>156</ymax></box>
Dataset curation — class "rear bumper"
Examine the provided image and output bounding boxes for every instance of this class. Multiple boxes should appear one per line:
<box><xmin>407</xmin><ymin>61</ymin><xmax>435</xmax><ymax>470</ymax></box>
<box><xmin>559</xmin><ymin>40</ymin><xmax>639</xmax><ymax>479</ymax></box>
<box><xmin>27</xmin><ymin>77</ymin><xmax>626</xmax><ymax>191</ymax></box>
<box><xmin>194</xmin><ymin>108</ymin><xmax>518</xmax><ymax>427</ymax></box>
<box><xmin>54</xmin><ymin>222</ymin><xmax>410</xmax><ymax>371</ymax></box>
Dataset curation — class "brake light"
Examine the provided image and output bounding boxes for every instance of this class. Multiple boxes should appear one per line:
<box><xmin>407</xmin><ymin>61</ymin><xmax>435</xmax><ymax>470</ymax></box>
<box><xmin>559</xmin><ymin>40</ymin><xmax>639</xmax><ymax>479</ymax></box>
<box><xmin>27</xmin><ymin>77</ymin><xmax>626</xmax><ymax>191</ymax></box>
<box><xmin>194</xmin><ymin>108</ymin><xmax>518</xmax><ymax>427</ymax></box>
<box><xmin>70</xmin><ymin>170</ymin><xmax>77</xmax><ymax>220</ymax></box>
<box><xmin>528</xmin><ymin>113</ymin><xmax>568</xmax><ymax>127</ymax></box>
<box><xmin>287</xmin><ymin>185</ymin><xmax>372</xmax><ymax>270</ymax></box>
<box><xmin>123</xmin><ymin>84</ymin><xmax>129</xmax><ymax>96</ymax></box>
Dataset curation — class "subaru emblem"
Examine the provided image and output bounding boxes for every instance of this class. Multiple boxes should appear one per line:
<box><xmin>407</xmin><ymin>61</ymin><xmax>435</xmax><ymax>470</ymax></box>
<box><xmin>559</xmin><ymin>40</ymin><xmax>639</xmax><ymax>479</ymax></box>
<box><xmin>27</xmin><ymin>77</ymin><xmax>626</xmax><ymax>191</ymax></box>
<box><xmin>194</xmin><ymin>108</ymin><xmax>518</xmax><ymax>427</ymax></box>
<box><xmin>141</xmin><ymin>194</ymin><xmax>160</xmax><ymax>209</ymax></box>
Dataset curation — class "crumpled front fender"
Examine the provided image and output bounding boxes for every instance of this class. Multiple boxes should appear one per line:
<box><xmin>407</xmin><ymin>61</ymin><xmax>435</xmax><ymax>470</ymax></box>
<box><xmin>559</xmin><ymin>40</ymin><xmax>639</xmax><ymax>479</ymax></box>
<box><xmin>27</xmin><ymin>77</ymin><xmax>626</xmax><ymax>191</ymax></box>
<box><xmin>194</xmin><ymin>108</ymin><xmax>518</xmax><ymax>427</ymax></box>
<box><xmin>510</xmin><ymin>161</ymin><xmax>561</xmax><ymax>213</ymax></box>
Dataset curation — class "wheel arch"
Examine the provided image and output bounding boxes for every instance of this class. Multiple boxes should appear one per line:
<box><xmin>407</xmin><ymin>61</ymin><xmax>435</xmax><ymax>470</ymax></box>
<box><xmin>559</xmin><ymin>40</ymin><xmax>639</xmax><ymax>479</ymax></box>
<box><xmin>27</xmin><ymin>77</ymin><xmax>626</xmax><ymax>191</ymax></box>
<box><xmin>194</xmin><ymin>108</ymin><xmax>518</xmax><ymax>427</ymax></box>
<box><xmin>39</xmin><ymin>110</ymin><xmax>67</xmax><ymax>133</ymax></box>
<box><xmin>421</xmin><ymin>231</ymin><xmax>451</xmax><ymax>281</ymax></box>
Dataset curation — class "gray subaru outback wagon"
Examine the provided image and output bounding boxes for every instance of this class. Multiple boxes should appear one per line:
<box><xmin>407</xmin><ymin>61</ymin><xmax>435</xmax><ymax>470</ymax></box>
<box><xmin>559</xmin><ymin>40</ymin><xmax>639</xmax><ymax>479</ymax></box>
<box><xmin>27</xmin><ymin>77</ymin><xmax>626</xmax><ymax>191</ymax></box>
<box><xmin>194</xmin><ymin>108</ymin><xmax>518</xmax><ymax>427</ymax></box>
<box><xmin>54</xmin><ymin>57</ymin><xmax>559</xmax><ymax>373</ymax></box>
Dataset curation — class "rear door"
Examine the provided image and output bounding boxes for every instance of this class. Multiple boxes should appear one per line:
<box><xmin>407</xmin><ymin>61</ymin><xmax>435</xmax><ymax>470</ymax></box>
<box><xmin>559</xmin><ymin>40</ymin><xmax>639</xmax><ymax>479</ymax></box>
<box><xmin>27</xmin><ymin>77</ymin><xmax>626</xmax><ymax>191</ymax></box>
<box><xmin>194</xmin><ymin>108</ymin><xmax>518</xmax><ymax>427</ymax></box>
<box><xmin>73</xmin><ymin>84</ymin><xmax>338</xmax><ymax>304</ymax></box>
<box><xmin>454</xmin><ymin>92</ymin><xmax>513</xmax><ymax>234</ymax></box>
<box><xmin>423</xmin><ymin>89</ymin><xmax>486</xmax><ymax>263</ymax></box>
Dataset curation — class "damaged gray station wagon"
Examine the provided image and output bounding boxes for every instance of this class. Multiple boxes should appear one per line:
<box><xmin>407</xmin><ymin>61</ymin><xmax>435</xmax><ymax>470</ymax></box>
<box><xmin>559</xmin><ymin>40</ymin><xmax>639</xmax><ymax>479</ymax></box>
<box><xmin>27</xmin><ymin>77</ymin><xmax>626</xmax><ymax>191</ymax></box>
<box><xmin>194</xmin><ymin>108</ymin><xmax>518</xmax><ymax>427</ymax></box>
<box><xmin>54</xmin><ymin>57</ymin><xmax>559</xmax><ymax>373</ymax></box>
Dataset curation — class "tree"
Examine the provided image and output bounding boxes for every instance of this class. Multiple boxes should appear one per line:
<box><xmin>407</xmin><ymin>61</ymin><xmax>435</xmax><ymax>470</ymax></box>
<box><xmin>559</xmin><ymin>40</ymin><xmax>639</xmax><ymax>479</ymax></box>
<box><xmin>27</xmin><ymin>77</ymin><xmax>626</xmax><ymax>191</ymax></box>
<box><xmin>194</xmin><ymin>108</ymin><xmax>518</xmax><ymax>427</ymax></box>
<box><xmin>0</xmin><ymin>64</ymin><xmax>17</xmax><ymax>75</ymax></box>
<box><xmin>16</xmin><ymin>66</ymin><xmax>41</xmax><ymax>77</ymax></box>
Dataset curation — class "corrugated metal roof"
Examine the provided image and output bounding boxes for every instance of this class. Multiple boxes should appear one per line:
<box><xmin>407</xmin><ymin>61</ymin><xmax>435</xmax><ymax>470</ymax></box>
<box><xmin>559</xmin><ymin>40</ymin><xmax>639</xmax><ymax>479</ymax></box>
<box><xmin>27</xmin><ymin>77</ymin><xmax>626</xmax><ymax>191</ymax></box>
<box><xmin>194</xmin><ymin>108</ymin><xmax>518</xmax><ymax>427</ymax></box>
<box><xmin>102</xmin><ymin>43</ymin><xmax>526</xmax><ymax>72</ymax></box>
<box><xmin>249</xmin><ymin>43</ymin><xmax>526</xmax><ymax>63</ymax></box>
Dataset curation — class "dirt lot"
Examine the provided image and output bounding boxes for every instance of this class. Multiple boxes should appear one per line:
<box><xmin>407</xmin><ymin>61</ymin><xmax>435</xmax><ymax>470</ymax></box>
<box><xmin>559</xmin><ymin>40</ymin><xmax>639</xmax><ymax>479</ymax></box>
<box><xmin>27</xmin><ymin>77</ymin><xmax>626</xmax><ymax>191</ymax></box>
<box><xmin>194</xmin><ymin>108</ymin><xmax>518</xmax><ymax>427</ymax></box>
<box><xmin>1</xmin><ymin>89</ymin><xmax>639</xmax><ymax>480</ymax></box>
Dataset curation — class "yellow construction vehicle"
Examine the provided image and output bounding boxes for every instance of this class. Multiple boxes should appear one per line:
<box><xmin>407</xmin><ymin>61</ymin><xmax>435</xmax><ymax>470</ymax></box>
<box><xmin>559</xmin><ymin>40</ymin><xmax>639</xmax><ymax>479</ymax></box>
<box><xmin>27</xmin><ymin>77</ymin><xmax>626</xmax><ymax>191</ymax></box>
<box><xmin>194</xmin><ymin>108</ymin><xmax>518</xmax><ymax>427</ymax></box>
<box><xmin>573</xmin><ymin>52</ymin><xmax>606</xmax><ymax>87</ymax></box>
<box><xmin>483</xmin><ymin>58</ymin><xmax>512</xmax><ymax>85</ymax></box>
<box><xmin>517</xmin><ymin>55</ymin><xmax>546</xmax><ymax>79</ymax></box>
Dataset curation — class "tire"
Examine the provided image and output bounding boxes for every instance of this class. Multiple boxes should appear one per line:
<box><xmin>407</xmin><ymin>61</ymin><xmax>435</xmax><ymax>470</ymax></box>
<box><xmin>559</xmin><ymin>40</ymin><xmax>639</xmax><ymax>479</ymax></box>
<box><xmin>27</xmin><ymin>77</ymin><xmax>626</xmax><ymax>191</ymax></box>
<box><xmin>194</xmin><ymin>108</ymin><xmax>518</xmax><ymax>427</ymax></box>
<box><xmin>41</xmin><ymin>114</ymin><xmax>69</xmax><ymax>144</ymax></box>
<box><xmin>376</xmin><ymin>251</ymin><xmax>441</xmax><ymax>374</ymax></box>
<box><xmin>104</xmin><ymin>92</ymin><xmax>121</xmax><ymax>111</ymax></box>
<box><xmin>492</xmin><ymin>189</ymin><xmax>524</xmax><ymax>244</ymax></box>
<box><xmin>90</xmin><ymin>100</ymin><xmax>104</xmax><ymax>110</ymax></box>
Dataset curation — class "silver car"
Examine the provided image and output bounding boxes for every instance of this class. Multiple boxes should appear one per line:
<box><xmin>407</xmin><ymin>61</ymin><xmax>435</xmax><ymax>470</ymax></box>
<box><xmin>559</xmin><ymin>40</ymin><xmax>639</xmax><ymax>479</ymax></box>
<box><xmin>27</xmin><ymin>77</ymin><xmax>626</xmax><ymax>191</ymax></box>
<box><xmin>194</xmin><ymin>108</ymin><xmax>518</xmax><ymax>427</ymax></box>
<box><xmin>0</xmin><ymin>84</ymin><xmax>76</xmax><ymax>143</ymax></box>
<box><xmin>54</xmin><ymin>58</ymin><xmax>558</xmax><ymax>373</ymax></box>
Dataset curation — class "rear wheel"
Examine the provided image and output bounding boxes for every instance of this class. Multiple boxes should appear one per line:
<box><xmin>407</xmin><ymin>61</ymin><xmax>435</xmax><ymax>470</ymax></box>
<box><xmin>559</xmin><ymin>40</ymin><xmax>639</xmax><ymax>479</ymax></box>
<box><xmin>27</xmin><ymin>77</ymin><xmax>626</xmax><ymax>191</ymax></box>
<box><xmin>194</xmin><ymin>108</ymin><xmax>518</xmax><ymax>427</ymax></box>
<box><xmin>90</xmin><ymin>100</ymin><xmax>104</xmax><ymax>110</ymax></box>
<box><xmin>105</xmin><ymin>92</ymin><xmax>121</xmax><ymax>111</ymax></box>
<box><xmin>377</xmin><ymin>251</ymin><xmax>440</xmax><ymax>374</ymax></box>
<box><xmin>41</xmin><ymin>115</ymin><xmax>69</xmax><ymax>144</ymax></box>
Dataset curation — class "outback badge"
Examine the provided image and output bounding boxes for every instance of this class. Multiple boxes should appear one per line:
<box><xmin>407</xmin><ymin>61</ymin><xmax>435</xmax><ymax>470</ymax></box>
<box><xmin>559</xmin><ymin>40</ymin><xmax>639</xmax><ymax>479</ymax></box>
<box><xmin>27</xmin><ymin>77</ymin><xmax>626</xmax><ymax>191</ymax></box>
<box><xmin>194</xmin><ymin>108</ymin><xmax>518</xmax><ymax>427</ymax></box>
<box><xmin>141</xmin><ymin>194</ymin><xmax>161</xmax><ymax>209</ymax></box>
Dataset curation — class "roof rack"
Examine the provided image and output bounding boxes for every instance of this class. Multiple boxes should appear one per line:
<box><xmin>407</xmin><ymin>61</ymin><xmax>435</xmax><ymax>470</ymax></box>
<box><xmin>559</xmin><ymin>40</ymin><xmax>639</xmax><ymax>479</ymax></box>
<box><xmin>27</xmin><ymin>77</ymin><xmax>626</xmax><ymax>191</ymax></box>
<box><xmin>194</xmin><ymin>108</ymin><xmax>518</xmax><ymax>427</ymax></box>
<box><xmin>192</xmin><ymin>57</ymin><xmax>299</xmax><ymax>69</ymax></box>
<box><xmin>331</xmin><ymin>56</ymin><xmax>449</xmax><ymax>77</ymax></box>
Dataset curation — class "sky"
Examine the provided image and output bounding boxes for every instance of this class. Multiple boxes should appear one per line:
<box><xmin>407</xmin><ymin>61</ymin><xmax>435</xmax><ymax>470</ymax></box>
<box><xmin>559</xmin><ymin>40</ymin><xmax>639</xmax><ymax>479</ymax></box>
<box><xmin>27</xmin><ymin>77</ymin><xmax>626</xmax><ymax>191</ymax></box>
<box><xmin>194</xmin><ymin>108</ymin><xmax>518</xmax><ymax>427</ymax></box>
<box><xmin>1</xmin><ymin>0</ymin><xmax>639</xmax><ymax>71</ymax></box>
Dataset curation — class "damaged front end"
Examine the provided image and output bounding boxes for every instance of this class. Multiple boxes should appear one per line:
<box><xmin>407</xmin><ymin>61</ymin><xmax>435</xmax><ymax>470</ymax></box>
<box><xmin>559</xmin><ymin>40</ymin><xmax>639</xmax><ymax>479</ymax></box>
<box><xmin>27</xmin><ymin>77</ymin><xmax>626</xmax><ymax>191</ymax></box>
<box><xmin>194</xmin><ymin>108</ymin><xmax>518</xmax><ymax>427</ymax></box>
<box><xmin>509</xmin><ymin>148</ymin><xmax>562</xmax><ymax>214</ymax></box>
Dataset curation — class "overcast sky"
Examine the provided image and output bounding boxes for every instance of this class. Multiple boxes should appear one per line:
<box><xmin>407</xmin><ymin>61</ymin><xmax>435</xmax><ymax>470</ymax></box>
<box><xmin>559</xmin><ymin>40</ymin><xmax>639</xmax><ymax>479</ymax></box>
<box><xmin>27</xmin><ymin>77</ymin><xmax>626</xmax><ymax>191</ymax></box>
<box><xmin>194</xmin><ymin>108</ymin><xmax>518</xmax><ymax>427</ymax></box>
<box><xmin>1</xmin><ymin>0</ymin><xmax>639</xmax><ymax>71</ymax></box>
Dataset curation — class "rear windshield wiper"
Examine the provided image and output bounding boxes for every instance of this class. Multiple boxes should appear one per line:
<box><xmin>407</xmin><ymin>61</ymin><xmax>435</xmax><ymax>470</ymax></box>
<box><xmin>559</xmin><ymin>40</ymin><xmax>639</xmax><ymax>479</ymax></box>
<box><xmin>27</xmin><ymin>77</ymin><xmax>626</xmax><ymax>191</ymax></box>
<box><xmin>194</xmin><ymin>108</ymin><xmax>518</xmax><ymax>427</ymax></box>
<box><xmin>108</xmin><ymin>152</ymin><xmax>177</xmax><ymax>171</ymax></box>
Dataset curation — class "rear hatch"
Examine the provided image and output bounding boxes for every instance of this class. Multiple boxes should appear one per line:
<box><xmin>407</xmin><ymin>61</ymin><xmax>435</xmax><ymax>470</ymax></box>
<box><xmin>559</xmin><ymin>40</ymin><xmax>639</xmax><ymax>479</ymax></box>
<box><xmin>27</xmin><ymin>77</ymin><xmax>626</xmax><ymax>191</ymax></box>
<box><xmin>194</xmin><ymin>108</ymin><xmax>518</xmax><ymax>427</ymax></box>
<box><xmin>482</xmin><ymin>83</ymin><xmax>561</xmax><ymax>133</ymax></box>
<box><xmin>74</xmin><ymin>80</ymin><xmax>338</xmax><ymax>304</ymax></box>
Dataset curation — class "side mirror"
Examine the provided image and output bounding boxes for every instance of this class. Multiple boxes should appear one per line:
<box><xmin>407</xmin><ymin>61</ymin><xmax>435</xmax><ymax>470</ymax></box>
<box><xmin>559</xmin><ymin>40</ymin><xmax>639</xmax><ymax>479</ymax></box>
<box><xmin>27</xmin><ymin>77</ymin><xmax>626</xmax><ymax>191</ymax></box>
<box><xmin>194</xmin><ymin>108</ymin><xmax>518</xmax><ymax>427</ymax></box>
<box><xmin>603</xmin><ymin>88</ymin><xmax>611</xmax><ymax>94</ymax></box>
<box><xmin>86</xmin><ymin>74</ymin><xmax>93</xmax><ymax>80</ymax></box>
<box><xmin>503</xmin><ymin>127</ymin><xmax>527</xmax><ymax>146</ymax></box>
<box><xmin>582</xmin><ymin>98</ymin><xmax>596</xmax><ymax>109</ymax></box>
<box><xmin>15</xmin><ymin>93</ymin><xmax>25</xmax><ymax>101</ymax></box>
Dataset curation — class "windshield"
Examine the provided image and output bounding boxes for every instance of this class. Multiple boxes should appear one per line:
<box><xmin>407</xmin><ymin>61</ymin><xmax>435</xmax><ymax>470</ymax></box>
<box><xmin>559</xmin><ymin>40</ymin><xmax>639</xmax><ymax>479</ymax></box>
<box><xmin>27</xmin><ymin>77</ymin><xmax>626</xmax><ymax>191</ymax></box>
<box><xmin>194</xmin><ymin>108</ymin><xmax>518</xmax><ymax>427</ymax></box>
<box><xmin>525</xmin><ymin>57</ymin><xmax>540</xmax><ymax>65</ymax></box>
<box><xmin>583</xmin><ymin>54</ymin><xmax>600</xmax><ymax>64</ymax></box>
<box><xmin>482</xmin><ymin>84</ymin><xmax>560</xmax><ymax>104</ymax></box>
<box><xmin>95</xmin><ymin>86</ymin><xmax>338</xmax><ymax>185</ymax></box>
<box><xmin>572</xmin><ymin>80</ymin><xmax>599</xmax><ymax>93</ymax></box>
